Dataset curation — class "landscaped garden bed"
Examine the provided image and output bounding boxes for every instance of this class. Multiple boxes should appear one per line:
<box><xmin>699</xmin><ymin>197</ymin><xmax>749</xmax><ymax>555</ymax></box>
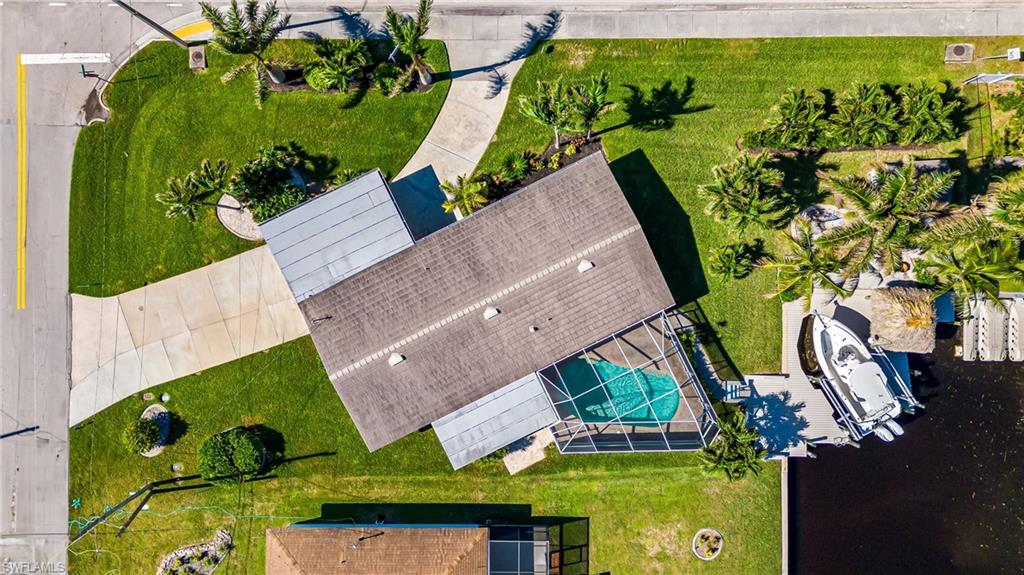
<box><xmin>69</xmin><ymin>38</ymin><xmax>449</xmax><ymax>297</ymax></box>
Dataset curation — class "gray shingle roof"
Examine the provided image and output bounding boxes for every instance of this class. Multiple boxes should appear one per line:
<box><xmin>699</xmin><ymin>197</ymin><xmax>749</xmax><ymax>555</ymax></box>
<box><xmin>300</xmin><ymin>152</ymin><xmax>675</xmax><ymax>451</ymax></box>
<box><xmin>259</xmin><ymin>170</ymin><xmax>414</xmax><ymax>302</ymax></box>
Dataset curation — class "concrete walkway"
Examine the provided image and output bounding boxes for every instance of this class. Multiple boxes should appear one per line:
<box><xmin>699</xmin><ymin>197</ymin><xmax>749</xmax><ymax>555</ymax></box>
<box><xmin>69</xmin><ymin>246</ymin><xmax>307</xmax><ymax>425</ymax></box>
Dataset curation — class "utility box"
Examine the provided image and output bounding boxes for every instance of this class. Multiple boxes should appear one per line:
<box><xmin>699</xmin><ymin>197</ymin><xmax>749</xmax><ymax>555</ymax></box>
<box><xmin>188</xmin><ymin>45</ymin><xmax>207</xmax><ymax>70</ymax></box>
<box><xmin>944</xmin><ymin>43</ymin><xmax>974</xmax><ymax>63</ymax></box>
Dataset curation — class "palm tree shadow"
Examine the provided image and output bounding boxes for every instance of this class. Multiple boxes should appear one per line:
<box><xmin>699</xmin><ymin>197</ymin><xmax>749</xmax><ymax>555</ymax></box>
<box><xmin>327</xmin><ymin>7</ymin><xmax>388</xmax><ymax>39</ymax></box>
<box><xmin>768</xmin><ymin>151</ymin><xmax>839</xmax><ymax>214</ymax></box>
<box><xmin>744</xmin><ymin>390</ymin><xmax>810</xmax><ymax>455</ymax></box>
<box><xmin>599</xmin><ymin>77</ymin><xmax>713</xmax><ymax>135</ymax></box>
<box><xmin>609</xmin><ymin>150</ymin><xmax>709</xmax><ymax>304</ymax></box>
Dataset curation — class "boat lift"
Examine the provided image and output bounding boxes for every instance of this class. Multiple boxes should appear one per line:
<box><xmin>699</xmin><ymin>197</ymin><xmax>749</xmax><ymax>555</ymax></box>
<box><xmin>811</xmin><ymin>345</ymin><xmax>922</xmax><ymax>443</ymax></box>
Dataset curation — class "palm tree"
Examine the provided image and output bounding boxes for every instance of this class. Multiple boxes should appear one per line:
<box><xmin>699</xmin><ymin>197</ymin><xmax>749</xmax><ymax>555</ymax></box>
<box><xmin>986</xmin><ymin>183</ymin><xmax>1024</xmax><ymax>237</ymax></box>
<box><xmin>816</xmin><ymin>162</ymin><xmax>956</xmax><ymax>278</ymax></box>
<box><xmin>384</xmin><ymin>0</ymin><xmax>433</xmax><ymax>86</ymax></box>
<box><xmin>919</xmin><ymin>239</ymin><xmax>1024</xmax><ymax>313</ymax></box>
<box><xmin>440</xmin><ymin>175</ymin><xmax>488</xmax><ymax>215</ymax></box>
<box><xmin>699</xmin><ymin>153</ymin><xmax>789</xmax><ymax>234</ymax></box>
<box><xmin>200</xmin><ymin>0</ymin><xmax>291</xmax><ymax>107</ymax></box>
<box><xmin>824</xmin><ymin>83</ymin><xmax>900</xmax><ymax>147</ymax></box>
<box><xmin>306</xmin><ymin>38</ymin><xmax>370</xmax><ymax>92</ymax></box>
<box><xmin>708</xmin><ymin>242</ymin><xmax>757</xmax><ymax>281</ymax></box>
<box><xmin>518</xmin><ymin>78</ymin><xmax>576</xmax><ymax>150</ymax></box>
<box><xmin>569</xmin><ymin>72</ymin><xmax>614</xmax><ymax>139</ymax></box>
<box><xmin>897</xmin><ymin>82</ymin><xmax>962</xmax><ymax>145</ymax></box>
<box><xmin>156</xmin><ymin>159</ymin><xmax>233</xmax><ymax>222</ymax></box>
<box><xmin>764</xmin><ymin>217</ymin><xmax>852</xmax><ymax>310</ymax></box>
<box><xmin>751</xmin><ymin>88</ymin><xmax>825</xmax><ymax>149</ymax></box>
<box><xmin>698</xmin><ymin>411</ymin><xmax>766</xmax><ymax>482</ymax></box>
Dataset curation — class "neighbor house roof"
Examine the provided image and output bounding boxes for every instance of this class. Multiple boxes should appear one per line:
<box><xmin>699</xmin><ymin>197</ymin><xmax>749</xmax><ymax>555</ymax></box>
<box><xmin>265</xmin><ymin>527</ymin><xmax>489</xmax><ymax>575</ymax></box>
<box><xmin>300</xmin><ymin>151</ymin><xmax>675</xmax><ymax>451</ymax></box>
<box><xmin>259</xmin><ymin>170</ymin><xmax>414</xmax><ymax>302</ymax></box>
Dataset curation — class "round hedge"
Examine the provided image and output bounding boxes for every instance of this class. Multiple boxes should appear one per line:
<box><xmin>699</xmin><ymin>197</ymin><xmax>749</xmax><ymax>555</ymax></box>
<box><xmin>198</xmin><ymin>428</ymin><xmax>263</xmax><ymax>483</ymax></box>
<box><xmin>122</xmin><ymin>418</ymin><xmax>162</xmax><ymax>455</ymax></box>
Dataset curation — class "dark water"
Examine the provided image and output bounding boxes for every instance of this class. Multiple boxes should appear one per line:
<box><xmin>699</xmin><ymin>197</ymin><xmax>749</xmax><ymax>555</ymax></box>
<box><xmin>791</xmin><ymin>325</ymin><xmax>1024</xmax><ymax>575</ymax></box>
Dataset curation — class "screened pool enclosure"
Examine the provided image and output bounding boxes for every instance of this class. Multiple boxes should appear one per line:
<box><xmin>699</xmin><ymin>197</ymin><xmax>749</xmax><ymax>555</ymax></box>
<box><xmin>539</xmin><ymin>312</ymin><xmax>719</xmax><ymax>453</ymax></box>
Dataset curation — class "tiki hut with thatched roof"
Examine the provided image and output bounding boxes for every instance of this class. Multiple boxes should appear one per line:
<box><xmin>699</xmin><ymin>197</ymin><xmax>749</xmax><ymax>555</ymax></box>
<box><xmin>871</xmin><ymin>287</ymin><xmax>937</xmax><ymax>353</ymax></box>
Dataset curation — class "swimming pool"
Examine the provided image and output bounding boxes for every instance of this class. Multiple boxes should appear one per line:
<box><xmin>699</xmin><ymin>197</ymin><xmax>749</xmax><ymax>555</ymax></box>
<box><xmin>554</xmin><ymin>358</ymin><xmax>681</xmax><ymax>424</ymax></box>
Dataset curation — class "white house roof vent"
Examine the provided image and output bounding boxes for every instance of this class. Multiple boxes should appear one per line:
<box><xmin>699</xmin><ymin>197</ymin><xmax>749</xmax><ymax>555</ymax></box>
<box><xmin>577</xmin><ymin>259</ymin><xmax>595</xmax><ymax>273</ymax></box>
<box><xmin>483</xmin><ymin>306</ymin><xmax>501</xmax><ymax>320</ymax></box>
<box><xmin>388</xmin><ymin>353</ymin><xmax>405</xmax><ymax>367</ymax></box>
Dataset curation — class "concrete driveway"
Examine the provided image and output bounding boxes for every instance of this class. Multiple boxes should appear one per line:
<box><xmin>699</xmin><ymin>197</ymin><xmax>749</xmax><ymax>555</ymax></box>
<box><xmin>70</xmin><ymin>246</ymin><xmax>308</xmax><ymax>425</ymax></box>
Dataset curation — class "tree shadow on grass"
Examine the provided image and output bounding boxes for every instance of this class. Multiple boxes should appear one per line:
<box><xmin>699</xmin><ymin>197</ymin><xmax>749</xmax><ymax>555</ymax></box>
<box><xmin>251</xmin><ymin>424</ymin><xmax>286</xmax><ymax>468</ymax></box>
<box><xmin>164</xmin><ymin>412</ymin><xmax>190</xmax><ymax>447</ymax></box>
<box><xmin>285</xmin><ymin>141</ymin><xmax>341</xmax><ymax>182</ymax></box>
<box><xmin>768</xmin><ymin>151</ymin><xmax>839</xmax><ymax>214</ymax></box>
<box><xmin>609</xmin><ymin>149</ymin><xmax>708</xmax><ymax>305</ymax></box>
<box><xmin>599</xmin><ymin>77</ymin><xmax>713</xmax><ymax>135</ymax></box>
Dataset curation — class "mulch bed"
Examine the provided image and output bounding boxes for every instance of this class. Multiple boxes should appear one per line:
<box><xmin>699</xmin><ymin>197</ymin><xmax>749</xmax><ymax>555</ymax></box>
<box><xmin>739</xmin><ymin>139</ymin><xmax>944</xmax><ymax>156</ymax></box>
<box><xmin>486</xmin><ymin>137</ymin><xmax>604</xmax><ymax>203</ymax></box>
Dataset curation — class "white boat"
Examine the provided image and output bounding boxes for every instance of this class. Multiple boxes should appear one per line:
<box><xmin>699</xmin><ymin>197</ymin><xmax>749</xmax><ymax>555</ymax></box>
<box><xmin>808</xmin><ymin>313</ymin><xmax>905</xmax><ymax>441</ymax></box>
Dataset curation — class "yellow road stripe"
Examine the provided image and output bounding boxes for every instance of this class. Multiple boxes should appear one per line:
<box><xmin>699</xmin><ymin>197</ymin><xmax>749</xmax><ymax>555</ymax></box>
<box><xmin>15</xmin><ymin>54</ymin><xmax>27</xmax><ymax>308</ymax></box>
<box><xmin>172</xmin><ymin>20</ymin><xmax>212</xmax><ymax>38</ymax></box>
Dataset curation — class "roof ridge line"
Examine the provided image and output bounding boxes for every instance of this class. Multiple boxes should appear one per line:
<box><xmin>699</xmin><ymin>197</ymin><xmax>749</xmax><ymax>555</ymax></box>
<box><xmin>327</xmin><ymin>224</ymin><xmax>643</xmax><ymax>382</ymax></box>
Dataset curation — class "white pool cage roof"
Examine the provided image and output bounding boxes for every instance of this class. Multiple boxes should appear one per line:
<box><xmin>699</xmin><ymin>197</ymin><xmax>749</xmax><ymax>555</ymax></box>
<box><xmin>538</xmin><ymin>311</ymin><xmax>719</xmax><ymax>453</ymax></box>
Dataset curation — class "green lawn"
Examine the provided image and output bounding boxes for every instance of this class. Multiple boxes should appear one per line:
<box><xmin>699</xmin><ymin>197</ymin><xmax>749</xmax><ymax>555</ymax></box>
<box><xmin>69</xmin><ymin>338</ymin><xmax>781</xmax><ymax>575</ymax></box>
<box><xmin>69</xmin><ymin>40</ymin><xmax>449</xmax><ymax>297</ymax></box>
<box><xmin>477</xmin><ymin>37</ymin><xmax>1024</xmax><ymax>373</ymax></box>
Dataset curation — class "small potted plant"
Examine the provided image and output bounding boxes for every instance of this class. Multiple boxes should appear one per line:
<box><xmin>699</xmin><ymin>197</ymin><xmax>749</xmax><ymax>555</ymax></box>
<box><xmin>692</xmin><ymin>528</ymin><xmax>723</xmax><ymax>561</ymax></box>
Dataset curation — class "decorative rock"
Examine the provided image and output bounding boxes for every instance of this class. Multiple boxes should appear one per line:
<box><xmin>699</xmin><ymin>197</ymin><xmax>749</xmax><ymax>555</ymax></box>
<box><xmin>215</xmin><ymin>194</ymin><xmax>263</xmax><ymax>241</ymax></box>
<box><xmin>143</xmin><ymin>392</ymin><xmax>155</xmax><ymax>401</ymax></box>
<box><xmin>156</xmin><ymin>530</ymin><xmax>232</xmax><ymax>575</ymax></box>
<box><xmin>161</xmin><ymin>393</ymin><xmax>170</xmax><ymax>402</ymax></box>
<box><xmin>172</xmin><ymin>463</ymin><xmax>183</xmax><ymax>473</ymax></box>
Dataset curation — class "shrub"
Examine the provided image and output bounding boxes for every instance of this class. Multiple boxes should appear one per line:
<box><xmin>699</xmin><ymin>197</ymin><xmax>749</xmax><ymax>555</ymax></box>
<box><xmin>822</xmin><ymin>83</ymin><xmax>900</xmax><ymax>148</ymax></box>
<box><xmin>699</xmin><ymin>153</ymin><xmax>790</xmax><ymax>234</ymax></box>
<box><xmin>121</xmin><ymin>417</ymin><xmax>162</xmax><ymax>455</ymax></box>
<box><xmin>747</xmin><ymin>82</ymin><xmax>966</xmax><ymax>149</ymax></box>
<box><xmin>372</xmin><ymin>62</ymin><xmax>413</xmax><ymax>97</ymax></box>
<box><xmin>743</xmin><ymin>88</ymin><xmax>825</xmax><ymax>149</ymax></box>
<box><xmin>708</xmin><ymin>242</ymin><xmax>759</xmax><ymax>281</ymax></box>
<box><xmin>198</xmin><ymin>428</ymin><xmax>263</xmax><ymax>483</ymax></box>
<box><xmin>698</xmin><ymin>411</ymin><xmax>766</xmax><ymax>482</ymax></box>
<box><xmin>500</xmin><ymin>152</ymin><xmax>531</xmax><ymax>182</ymax></box>
<box><xmin>231</xmin><ymin>146</ymin><xmax>305</xmax><ymax>221</ymax></box>
<box><xmin>303</xmin><ymin>65</ymin><xmax>336</xmax><ymax>92</ymax></box>
<box><xmin>897</xmin><ymin>81</ymin><xmax>963</xmax><ymax>144</ymax></box>
<box><xmin>247</xmin><ymin>186</ymin><xmax>306</xmax><ymax>222</ymax></box>
<box><xmin>547</xmin><ymin>152</ymin><xmax>562</xmax><ymax>170</ymax></box>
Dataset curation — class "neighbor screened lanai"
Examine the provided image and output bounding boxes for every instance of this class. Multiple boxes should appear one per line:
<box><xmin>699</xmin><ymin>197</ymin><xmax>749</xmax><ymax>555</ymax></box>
<box><xmin>539</xmin><ymin>311</ymin><xmax>719</xmax><ymax>453</ymax></box>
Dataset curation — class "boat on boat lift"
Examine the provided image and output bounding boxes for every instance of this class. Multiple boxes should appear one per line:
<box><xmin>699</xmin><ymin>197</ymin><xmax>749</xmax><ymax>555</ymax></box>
<box><xmin>797</xmin><ymin>312</ymin><xmax>920</xmax><ymax>443</ymax></box>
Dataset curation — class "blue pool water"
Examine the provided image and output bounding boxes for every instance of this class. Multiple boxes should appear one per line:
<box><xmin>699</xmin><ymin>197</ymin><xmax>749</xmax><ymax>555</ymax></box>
<box><xmin>556</xmin><ymin>359</ymin><xmax>680</xmax><ymax>424</ymax></box>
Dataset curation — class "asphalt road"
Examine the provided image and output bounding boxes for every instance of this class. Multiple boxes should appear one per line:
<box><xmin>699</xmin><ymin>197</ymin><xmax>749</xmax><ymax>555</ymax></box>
<box><xmin>1</xmin><ymin>0</ymin><xmax>1023</xmax><ymax>571</ymax></box>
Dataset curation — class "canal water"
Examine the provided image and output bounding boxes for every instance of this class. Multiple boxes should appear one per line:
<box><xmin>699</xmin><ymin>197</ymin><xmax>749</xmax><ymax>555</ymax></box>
<box><xmin>791</xmin><ymin>325</ymin><xmax>1024</xmax><ymax>575</ymax></box>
